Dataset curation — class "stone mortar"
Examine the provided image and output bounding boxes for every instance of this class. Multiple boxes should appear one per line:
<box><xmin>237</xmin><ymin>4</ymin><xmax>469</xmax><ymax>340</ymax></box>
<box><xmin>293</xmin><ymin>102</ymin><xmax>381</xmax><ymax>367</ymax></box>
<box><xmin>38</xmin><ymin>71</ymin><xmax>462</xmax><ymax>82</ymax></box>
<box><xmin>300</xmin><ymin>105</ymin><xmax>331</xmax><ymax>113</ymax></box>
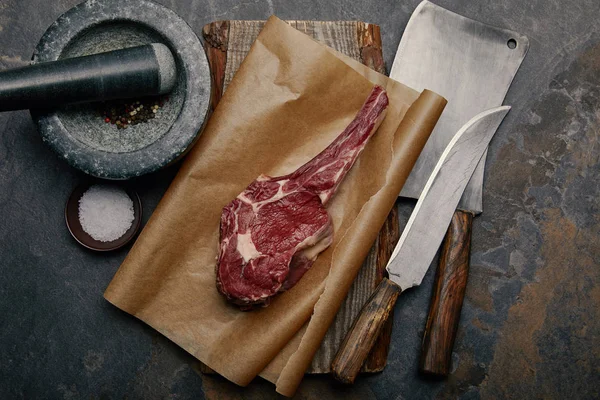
<box><xmin>31</xmin><ymin>0</ymin><xmax>211</xmax><ymax>179</ymax></box>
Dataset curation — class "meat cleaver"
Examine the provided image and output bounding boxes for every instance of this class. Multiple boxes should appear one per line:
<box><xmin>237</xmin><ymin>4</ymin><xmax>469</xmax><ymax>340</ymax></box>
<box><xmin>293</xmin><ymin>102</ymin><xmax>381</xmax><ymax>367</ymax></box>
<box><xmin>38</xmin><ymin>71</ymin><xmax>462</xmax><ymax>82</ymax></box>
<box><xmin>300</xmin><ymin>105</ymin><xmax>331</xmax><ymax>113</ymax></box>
<box><xmin>392</xmin><ymin>1</ymin><xmax>529</xmax><ymax>377</ymax></box>
<box><xmin>332</xmin><ymin>0</ymin><xmax>528</xmax><ymax>381</ymax></box>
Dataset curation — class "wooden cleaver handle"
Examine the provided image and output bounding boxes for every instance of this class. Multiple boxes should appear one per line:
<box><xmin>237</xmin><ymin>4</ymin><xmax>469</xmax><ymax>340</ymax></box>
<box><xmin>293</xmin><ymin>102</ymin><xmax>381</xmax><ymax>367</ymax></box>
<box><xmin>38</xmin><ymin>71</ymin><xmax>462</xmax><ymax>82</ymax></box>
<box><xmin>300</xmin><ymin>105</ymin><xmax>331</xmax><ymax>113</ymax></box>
<box><xmin>420</xmin><ymin>210</ymin><xmax>473</xmax><ymax>376</ymax></box>
<box><xmin>331</xmin><ymin>278</ymin><xmax>402</xmax><ymax>384</ymax></box>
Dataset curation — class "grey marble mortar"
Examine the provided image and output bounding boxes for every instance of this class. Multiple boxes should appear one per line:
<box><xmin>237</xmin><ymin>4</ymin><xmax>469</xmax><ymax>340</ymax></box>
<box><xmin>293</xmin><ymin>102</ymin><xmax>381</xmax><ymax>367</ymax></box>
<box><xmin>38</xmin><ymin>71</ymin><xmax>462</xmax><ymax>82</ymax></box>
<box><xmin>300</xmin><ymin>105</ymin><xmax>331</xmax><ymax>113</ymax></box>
<box><xmin>31</xmin><ymin>0</ymin><xmax>211</xmax><ymax>179</ymax></box>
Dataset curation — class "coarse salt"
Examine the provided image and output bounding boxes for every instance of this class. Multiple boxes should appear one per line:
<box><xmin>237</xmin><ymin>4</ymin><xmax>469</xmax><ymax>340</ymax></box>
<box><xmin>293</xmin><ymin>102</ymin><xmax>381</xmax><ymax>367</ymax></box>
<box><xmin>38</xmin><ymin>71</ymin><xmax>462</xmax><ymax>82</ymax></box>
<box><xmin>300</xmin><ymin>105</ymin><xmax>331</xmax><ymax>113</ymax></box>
<box><xmin>78</xmin><ymin>185</ymin><xmax>135</xmax><ymax>242</ymax></box>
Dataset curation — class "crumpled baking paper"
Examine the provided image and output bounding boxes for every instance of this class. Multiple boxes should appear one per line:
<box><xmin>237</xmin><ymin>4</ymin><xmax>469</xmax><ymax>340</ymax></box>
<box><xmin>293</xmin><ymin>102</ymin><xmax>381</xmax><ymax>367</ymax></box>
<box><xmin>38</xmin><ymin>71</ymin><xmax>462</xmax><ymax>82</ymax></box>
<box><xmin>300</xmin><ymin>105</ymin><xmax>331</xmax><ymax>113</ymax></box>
<box><xmin>105</xmin><ymin>15</ymin><xmax>445</xmax><ymax>397</ymax></box>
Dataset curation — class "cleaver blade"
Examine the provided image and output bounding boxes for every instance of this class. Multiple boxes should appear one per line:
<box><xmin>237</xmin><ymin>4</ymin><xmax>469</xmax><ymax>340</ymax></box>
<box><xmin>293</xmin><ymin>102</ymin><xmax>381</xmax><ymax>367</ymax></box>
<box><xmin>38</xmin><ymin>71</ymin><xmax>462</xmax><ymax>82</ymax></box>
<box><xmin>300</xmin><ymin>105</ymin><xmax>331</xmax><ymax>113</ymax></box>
<box><xmin>391</xmin><ymin>0</ymin><xmax>528</xmax><ymax>212</ymax></box>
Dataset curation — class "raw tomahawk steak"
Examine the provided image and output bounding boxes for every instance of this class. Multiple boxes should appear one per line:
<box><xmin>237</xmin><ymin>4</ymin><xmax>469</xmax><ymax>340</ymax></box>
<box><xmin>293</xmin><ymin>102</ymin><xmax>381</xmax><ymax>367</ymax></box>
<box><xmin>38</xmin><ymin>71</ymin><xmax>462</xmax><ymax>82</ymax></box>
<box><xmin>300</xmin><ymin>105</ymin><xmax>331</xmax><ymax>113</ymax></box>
<box><xmin>216</xmin><ymin>86</ymin><xmax>389</xmax><ymax>308</ymax></box>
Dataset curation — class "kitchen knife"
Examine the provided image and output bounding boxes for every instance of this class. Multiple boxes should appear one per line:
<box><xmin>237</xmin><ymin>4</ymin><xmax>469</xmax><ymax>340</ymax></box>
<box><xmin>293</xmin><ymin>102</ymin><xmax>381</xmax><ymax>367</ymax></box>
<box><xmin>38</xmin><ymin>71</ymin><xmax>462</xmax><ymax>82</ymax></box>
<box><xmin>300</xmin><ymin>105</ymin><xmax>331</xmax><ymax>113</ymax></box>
<box><xmin>331</xmin><ymin>106</ymin><xmax>510</xmax><ymax>384</ymax></box>
<box><xmin>387</xmin><ymin>1</ymin><xmax>529</xmax><ymax>376</ymax></box>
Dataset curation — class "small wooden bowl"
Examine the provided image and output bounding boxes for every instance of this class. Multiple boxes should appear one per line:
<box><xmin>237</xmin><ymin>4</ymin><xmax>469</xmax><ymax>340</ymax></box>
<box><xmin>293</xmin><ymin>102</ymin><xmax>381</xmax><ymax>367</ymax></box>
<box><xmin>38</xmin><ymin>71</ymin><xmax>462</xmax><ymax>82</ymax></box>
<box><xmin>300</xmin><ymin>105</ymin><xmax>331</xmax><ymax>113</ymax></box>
<box><xmin>65</xmin><ymin>183</ymin><xmax>142</xmax><ymax>251</ymax></box>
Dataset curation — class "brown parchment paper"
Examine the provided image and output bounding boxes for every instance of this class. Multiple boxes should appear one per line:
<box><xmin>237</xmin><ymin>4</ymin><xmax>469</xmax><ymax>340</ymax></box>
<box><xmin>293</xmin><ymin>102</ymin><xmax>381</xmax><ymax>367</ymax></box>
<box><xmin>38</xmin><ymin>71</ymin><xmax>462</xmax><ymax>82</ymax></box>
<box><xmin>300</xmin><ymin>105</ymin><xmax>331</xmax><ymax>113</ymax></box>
<box><xmin>104</xmin><ymin>16</ymin><xmax>446</xmax><ymax>397</ymax></box>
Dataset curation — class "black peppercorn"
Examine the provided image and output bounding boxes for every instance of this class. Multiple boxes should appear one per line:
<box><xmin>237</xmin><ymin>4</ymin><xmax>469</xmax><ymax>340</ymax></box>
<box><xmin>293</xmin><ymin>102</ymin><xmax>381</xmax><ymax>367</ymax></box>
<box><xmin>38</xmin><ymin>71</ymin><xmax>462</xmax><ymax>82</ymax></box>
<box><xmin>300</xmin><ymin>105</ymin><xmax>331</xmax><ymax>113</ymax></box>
<box><xmin>98</xmin><ymin>95</ymin><xmax>169</xmax><ymax>130</ymax></box>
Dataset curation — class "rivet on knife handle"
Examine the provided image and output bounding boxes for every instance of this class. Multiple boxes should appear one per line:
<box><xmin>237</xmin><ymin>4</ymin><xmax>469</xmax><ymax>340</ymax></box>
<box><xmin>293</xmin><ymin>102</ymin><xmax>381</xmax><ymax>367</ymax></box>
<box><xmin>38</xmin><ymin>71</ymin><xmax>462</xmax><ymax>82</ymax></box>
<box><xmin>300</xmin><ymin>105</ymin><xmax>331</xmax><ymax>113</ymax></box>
<box><xmin>420</xmin><ymin>210</ymin><xmax>473</xmax><ymax>376</ymax></box>
<box><xmin>331</xmin><ymin>278</ymin><xmax>402</xmax><ymax>384</ymax></box>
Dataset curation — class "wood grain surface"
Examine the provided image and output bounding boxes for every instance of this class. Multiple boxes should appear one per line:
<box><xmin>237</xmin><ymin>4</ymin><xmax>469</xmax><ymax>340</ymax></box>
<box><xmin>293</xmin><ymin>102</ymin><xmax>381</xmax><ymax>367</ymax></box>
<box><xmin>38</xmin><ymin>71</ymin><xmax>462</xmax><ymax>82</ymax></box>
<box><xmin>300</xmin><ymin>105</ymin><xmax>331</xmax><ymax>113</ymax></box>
<box><xmin>331</xmin><ymin>278</ymin><xmax>402</xmax><ymax>384</ymax></box>
<box><xmin>201</xmin><ymin>20</ymin><xmax>399</xmax><ymax>375</ymax></box>
<box><xmin>420</xmin><ymin>210</ymin><xmax>473</xmax><ymax>376</ymax></box>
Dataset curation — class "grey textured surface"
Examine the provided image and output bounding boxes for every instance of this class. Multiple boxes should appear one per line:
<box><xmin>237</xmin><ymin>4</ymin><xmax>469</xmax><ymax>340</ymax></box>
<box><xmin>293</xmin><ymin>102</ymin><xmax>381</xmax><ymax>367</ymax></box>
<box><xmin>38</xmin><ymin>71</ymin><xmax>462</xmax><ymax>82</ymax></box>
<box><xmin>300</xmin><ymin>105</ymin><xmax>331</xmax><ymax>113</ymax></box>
<box><xmin>151</xmin><ymin>43</ymin><xmax>177</xmax><ymax>94</ymax></box>
<box><xmin>0</xmin><ymin>0</ymin><xmax>599</xmax><ymax>399</ymax></box>
<box><xmin>31</xmin><ymin>0</ymin><xmax>210</xmax><ymax>179</ymax></box>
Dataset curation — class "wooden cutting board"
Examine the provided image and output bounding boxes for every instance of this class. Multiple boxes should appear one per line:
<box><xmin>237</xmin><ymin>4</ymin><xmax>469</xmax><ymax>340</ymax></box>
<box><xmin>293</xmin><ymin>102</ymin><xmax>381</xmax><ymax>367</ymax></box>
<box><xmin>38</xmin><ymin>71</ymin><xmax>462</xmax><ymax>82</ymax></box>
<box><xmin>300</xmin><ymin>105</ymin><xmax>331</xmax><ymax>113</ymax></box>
<box><xmin>201</xmin><ymin>20</ymin><xmax>399</xmax><ymax>374</ymax></box>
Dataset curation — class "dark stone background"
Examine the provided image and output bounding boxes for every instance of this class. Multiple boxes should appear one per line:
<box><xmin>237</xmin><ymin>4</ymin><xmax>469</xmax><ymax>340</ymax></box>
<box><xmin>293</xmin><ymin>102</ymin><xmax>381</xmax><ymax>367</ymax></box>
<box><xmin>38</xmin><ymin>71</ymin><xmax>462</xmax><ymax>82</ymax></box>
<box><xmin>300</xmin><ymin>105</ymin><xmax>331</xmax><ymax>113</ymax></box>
<box><xmin>0</xmin><ymin>1</ymin><xmax>598</xmax><ymax>399</ymax></box>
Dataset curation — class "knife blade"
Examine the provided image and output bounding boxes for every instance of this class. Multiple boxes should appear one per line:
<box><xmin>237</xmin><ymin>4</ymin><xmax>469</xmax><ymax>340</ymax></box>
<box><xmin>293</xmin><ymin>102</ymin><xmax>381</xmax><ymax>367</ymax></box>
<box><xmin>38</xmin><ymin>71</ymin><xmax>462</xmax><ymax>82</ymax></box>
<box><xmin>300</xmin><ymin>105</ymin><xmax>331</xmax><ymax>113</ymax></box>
<box><xmin>331</xmin><ymin>106</ymin><xmax>510</xmax><ymax>384</ymax></box>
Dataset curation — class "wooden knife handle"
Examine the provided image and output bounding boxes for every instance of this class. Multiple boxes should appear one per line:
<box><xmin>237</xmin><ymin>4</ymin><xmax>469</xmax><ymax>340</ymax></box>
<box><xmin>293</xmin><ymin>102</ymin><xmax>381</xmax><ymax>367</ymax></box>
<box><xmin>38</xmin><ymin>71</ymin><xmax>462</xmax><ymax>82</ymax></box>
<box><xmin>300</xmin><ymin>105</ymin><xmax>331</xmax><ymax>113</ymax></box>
<box><xmin>332</xmin><ymin>278</ymin><xmax>402</xmax><ymax>384</ymax></box>
<box><xmin>420</xmin><ymin>210</ymin><xmax>473</xmax><ymax>376</ymax></box>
